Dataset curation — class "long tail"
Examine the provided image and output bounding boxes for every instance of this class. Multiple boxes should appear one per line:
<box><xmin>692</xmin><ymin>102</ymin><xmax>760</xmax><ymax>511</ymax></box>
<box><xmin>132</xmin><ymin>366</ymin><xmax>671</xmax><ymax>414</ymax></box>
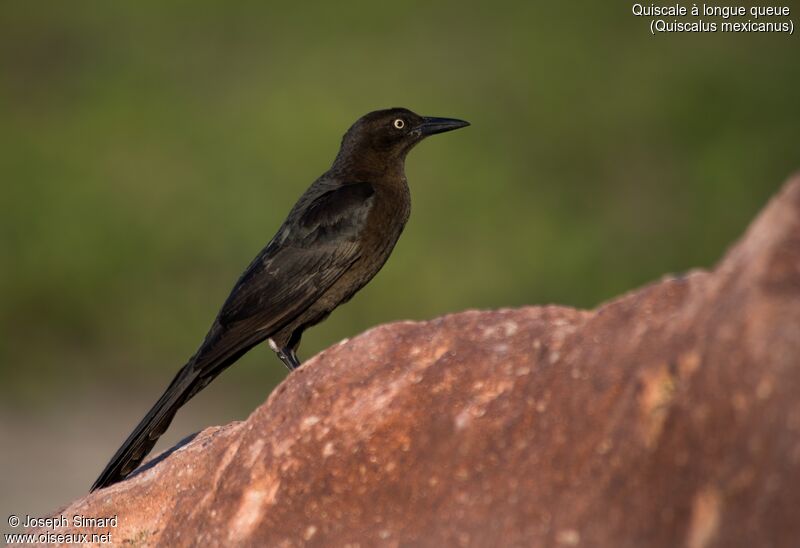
<box><xmin>90</xmin><ymin>362</ymin><xmax>200</xmax><ymax>492</ymax></box>
<box><xmin>91</xmin><ymin>325</ymin><xmax>267</xmax><ymax>492</ymax></box>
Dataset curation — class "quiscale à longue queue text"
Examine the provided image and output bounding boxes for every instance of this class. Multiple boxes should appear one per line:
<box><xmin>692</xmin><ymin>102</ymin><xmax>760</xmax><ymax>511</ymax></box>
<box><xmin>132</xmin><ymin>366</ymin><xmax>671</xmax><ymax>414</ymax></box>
<box><xmin>631</xmin><ymin>4</ymin><xmax>790</xmax><ymax>18</ymax></box>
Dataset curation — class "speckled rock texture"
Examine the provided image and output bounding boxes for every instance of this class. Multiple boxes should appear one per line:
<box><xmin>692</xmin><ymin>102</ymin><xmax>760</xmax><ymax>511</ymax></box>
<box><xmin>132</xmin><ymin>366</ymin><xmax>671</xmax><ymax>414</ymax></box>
<box><xmin>34</xmin><ymin>176</ymin><xmax>800</xmax><ymax>547</ymax></box>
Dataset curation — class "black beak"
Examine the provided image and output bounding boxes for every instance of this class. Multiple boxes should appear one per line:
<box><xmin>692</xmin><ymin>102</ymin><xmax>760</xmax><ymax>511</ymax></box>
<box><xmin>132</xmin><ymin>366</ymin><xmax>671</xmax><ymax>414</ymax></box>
<box><xmin>419</xmin><ymin>116</ymin><xmax>470</xmax><ymax>136</ymax></box>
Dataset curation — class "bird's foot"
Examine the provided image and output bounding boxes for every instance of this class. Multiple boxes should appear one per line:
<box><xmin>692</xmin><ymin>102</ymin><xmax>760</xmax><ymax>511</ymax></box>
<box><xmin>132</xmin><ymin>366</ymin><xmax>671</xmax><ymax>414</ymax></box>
<box><xmin>277</xmin><ymin>347</ymin><xmax>301</xmax><ymax>371</ymax></box>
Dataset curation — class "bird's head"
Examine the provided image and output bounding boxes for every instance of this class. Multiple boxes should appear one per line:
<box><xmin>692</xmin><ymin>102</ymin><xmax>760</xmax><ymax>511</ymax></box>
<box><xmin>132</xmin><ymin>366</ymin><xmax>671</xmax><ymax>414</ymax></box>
<box><xmin>332</xmin><ymin>107</ymin><xmax>469</xmax><ymax>175</ymax></box>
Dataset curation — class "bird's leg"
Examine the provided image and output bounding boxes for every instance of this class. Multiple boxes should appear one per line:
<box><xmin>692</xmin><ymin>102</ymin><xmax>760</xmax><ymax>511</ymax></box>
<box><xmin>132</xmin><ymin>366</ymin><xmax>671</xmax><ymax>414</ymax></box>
<box><xmin>277</xmin><ymin>347</ymin><xmax>301</xmax><ymax>371</ymax></box>
<box><xmin>269</xmin><ymin>338</ymin><xmax>301</xmax><ymax>371</ymax></box>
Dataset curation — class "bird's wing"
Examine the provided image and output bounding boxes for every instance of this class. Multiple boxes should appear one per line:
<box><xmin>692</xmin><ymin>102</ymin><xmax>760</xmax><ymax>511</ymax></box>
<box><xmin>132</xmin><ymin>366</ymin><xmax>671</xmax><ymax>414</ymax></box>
<box><xmin>193</xmin><ymin>182</ymin><xmax>376</xmax><ymax>368</ymax></box>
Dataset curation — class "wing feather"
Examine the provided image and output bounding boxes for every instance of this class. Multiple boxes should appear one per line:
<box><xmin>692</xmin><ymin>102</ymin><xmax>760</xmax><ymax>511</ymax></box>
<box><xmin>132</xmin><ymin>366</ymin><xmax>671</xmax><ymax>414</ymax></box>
<box><xmin>192</xmin><ymin>181</ymin><xmax>375</xmax><ymax>368</ymax></box>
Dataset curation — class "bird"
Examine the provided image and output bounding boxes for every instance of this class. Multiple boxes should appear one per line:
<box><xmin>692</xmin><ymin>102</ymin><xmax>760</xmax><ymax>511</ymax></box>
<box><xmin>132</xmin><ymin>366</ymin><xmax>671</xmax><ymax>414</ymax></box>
<box><xmin>90</xmin><ymin>107</ymin><xmax>469</xmax><ymax>491</ymax></box>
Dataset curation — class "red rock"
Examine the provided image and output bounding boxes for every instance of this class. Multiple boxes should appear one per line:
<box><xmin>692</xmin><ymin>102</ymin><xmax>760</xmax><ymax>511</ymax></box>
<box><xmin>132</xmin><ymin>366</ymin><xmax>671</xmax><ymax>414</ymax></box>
<box><xmin>33</xmin><ymin>175</ymin><xmax>800</xmax><ymax>547</ymax></box>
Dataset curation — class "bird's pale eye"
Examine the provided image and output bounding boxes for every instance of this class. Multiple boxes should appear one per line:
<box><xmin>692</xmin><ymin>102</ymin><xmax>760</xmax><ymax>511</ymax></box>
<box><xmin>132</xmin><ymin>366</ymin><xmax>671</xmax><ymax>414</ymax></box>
<box><xmin>393</xmin><ymin>119</ymin><xmax>405</xmax><ymax>129</ymax></box>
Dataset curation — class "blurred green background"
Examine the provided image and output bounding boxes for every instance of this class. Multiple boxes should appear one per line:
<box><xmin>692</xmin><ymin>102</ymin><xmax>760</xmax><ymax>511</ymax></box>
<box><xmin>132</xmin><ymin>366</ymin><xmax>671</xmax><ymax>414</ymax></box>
<box><xmin>1</xmin><ymin>1</ymin><xmax>798</xmax><ymax>526</ymax></box>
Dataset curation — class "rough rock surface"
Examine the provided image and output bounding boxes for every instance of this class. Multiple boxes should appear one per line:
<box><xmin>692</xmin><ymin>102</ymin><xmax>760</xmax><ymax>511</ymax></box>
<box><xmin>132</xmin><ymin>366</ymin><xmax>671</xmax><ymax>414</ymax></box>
<box><xmin>33</xmin><ymin>176</ymin><xmax>800</xmax><ymax>547</ymax></box>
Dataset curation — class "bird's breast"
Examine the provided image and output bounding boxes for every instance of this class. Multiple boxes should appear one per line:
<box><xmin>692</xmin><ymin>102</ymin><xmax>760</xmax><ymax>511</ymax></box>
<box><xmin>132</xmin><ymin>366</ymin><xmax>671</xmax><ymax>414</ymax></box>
<box><xmin>362</xmin><ymin>180</ymin><xmax>411</xmax><ymax>255</ymax></box>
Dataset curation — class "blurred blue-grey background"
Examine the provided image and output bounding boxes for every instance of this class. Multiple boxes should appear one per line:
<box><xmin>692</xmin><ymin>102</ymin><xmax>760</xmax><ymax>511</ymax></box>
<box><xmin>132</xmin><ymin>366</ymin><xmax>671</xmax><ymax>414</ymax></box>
<box><xmin>1</xmin><ymin>1</ymin><xmax>798</xmax><ymax>527</ymax></box>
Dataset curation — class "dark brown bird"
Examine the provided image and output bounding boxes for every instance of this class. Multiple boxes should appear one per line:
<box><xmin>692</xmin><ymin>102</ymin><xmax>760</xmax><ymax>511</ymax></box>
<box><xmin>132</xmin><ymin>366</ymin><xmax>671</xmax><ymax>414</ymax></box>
<box><xmin>91</xmin><ymin>107</ymin><xmax>469</xmax><ymax>491</ymax></box>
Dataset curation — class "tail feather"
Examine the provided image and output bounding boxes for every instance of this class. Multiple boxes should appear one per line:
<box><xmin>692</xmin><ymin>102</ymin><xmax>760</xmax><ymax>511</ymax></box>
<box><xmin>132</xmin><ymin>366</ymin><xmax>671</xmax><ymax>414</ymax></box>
<box><xmin>91</xmin><ymin>329</ymin><xmax>268</xmax><ymax>492</ymax></box>
<box><xmin>90</xmin><ymin>363</ymin><xmax>198</xmax><ymax>492</ymax></box>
